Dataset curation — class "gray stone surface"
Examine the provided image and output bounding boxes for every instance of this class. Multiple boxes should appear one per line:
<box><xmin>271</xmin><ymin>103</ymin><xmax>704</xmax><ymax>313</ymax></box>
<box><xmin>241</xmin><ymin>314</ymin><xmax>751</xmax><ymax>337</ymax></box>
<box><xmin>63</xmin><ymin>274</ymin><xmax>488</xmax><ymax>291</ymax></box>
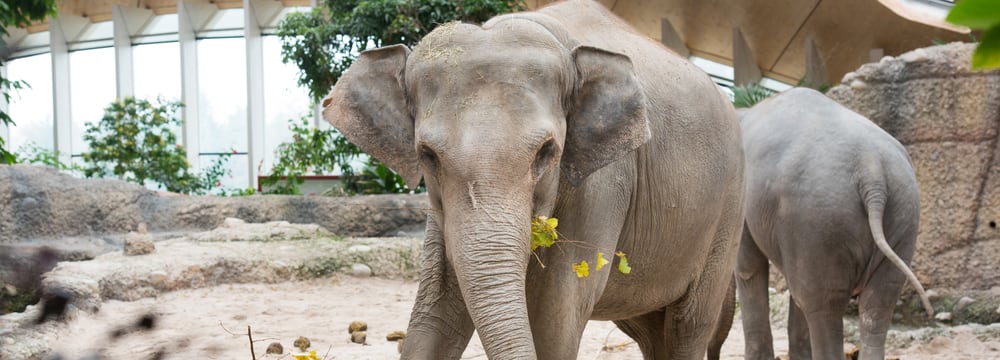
<box><xmin>0</xmin><ymin>165</ymin><xmax>429</xmax><ymax>244</ymax></box>
<box><xmin>123</xmin><ymin>231</ymin><xmax>155</xmax><ymax>256</ymax></box>
<box><xmin>827</xmin><ymin>42</ymin><xmax>1000</xmax><ymax>290</ymax></box>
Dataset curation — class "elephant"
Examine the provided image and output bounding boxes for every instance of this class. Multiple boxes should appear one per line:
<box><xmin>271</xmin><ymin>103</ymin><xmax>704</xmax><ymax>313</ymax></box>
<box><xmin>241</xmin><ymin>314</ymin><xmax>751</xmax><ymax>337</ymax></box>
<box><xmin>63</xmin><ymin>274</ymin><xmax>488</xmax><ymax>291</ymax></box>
<box><xmin>734</xmin><ymin>88</ymin><xmax>933</xmax><ymax>360</ymax></box>
<box><xmin>320</xmin><ymin>1</ymin><xmax>745</xmax><ymax>359</ymax></box>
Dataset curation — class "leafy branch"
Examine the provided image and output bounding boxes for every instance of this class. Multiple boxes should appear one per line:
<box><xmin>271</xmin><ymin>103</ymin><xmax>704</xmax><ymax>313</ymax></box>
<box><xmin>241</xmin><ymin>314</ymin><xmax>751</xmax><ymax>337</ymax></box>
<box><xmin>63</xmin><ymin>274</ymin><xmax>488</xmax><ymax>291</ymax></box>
<box><xmin>947</xmin><ymin>0</ymin><xmax>1000</xmax><ymax>69</ymax></box>
<box><xmin>530</xmin><ymin>216</ymin><xmax>631</xmax><ymax>278</ymax></box>
<box><xmin>0</xmin><ymin>0</ymin><xmax>59</xmax><ymax>164</ymax></box>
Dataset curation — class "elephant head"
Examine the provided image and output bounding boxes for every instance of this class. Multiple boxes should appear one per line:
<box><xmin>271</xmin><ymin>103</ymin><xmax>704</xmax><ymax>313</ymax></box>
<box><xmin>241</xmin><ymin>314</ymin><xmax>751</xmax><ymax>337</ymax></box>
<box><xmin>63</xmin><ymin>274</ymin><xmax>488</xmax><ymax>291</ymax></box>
<box><xmin>322</xmin><ymin>18</ymin><xmax>649</xmax><ymax>358</ymax></box>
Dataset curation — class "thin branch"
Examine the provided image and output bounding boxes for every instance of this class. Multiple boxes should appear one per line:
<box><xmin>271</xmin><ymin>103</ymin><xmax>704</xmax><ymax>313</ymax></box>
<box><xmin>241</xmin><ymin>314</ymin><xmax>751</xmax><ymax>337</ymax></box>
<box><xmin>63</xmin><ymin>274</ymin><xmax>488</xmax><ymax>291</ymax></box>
<box><xmin>248</xmin><ymin>325</ymin><xmax>257</xmax><ymax>360</ymax></box>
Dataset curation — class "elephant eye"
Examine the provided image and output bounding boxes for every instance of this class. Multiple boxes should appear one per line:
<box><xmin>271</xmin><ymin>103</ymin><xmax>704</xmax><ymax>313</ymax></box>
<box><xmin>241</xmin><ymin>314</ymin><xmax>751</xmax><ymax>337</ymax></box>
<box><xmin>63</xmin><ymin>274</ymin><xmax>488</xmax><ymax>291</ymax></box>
<box><xmin>419</xmin><ymin>145</ymin><xmax>440</xmax><ymax>177</ymax></box>
<box><xmin>532</xmin><ymin>138</ymin><xmax>558</xmax><ymax>180</ymax></box>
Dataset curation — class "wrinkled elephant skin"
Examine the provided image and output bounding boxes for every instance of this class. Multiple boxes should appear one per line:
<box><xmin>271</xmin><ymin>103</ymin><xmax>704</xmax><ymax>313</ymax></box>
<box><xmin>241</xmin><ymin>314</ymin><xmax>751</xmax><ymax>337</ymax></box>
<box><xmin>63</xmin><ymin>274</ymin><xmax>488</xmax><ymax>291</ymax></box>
<box><xmin>736</xmin><ymin>88</ymin><xmax>932</xmax><ymax>360</ymax></box>
<box><xmin>321</xmin><ymin>1</ymin><xmax>745</xmax><ymax>359</ymax></box>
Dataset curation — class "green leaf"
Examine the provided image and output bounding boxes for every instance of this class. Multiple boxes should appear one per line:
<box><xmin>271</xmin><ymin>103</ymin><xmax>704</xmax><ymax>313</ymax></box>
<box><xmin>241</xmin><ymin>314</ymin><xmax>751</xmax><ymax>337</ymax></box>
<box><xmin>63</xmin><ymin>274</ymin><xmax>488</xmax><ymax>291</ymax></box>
<box><xmin>615</xmin><ymin>251</ymin><xmax>631</xmax><ymax>275</ymax></box>
<box><xmin>530</xmin><ymin>215</ymin><xmax>558</xmax><ymax>250</ymax></box>
<box><xmin>973</xmin><ymin>25</ymin><xmax>1000</xmax><ymax>70</ymax></box>
<box><xmin>946</xmin><ymin>0</ymin><xmax>1000</xmax><ymax>29</ymax></box>
<box><xmin>572</xmin><ymin>260</ymin><xmax>589</xmax><ymax>278</ymax></box>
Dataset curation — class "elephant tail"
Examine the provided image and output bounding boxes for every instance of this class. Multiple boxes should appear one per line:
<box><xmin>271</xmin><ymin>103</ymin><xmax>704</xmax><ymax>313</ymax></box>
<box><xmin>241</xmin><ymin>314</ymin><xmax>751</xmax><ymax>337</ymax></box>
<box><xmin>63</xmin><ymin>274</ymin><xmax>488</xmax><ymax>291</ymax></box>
<box><xmin>864</xmin><ymin>189</ymin><xmax>934</xmax><ymax>318</ymax></box>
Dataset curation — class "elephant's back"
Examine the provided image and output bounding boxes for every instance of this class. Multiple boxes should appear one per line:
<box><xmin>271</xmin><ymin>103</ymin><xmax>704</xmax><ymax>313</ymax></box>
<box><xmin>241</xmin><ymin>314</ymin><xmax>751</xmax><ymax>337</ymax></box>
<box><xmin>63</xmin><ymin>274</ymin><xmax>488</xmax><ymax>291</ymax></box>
<box><xmin>741</xmin><ymin>88</ymin><xmax>919</xmax><ymax>266</ymax></box>
<box><xmin>540</xmin><ymin>1</ymin><xmax>746</xmax><ymax>315</ymax></box>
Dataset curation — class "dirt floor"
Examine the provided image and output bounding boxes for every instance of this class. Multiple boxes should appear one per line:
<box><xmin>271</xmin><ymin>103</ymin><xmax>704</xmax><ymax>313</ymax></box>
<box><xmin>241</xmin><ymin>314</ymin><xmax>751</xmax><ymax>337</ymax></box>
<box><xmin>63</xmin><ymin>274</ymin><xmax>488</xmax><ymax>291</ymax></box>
<box><xmin>43</xmin><ymin>276</ymin><xmax>1000</xmax><ymax>360</ymax></box>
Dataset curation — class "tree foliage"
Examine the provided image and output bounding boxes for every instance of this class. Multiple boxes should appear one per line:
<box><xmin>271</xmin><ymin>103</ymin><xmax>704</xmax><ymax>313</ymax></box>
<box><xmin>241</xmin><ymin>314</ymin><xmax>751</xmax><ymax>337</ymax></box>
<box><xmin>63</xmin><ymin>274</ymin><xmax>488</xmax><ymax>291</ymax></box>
<box><xmin>0</xmin><ymin>0</ymin><xmax>59</xmax><ymax>164</ymax></box>
<box><xmin>274</xmin><ymin>0</ymin><xmax>524</xmax><ymax>192</ymax></box>
<box><xmin>81</xmin><ymin>97</ymin><xmax>229</xmax><ymax>194</ymax></box>
<box><xmin>277</xmin><ymin>0</ymin><xmax>526</xmax><ymax>104</ymax></box>
<box><xmin>731</xmin><ymin>83</ymin><xmax>774</xmax><ymax>108</ymax></box>
<box><xmin>947</xmin><ymin>0</ymin><xmax>1000</xmax><ymax>69</ymax></box>
<box><xmin>261</xmin><ymin>115</ymin><xmax>362</xmax><ymax>194</ymax></box>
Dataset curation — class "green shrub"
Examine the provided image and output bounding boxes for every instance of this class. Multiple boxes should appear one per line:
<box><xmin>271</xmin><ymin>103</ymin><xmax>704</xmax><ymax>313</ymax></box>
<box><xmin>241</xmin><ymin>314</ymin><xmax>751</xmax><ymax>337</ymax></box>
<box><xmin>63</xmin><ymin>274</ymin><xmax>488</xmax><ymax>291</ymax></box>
<box><xmin>81</xmin><ymin>97</ymin><xmax>229</xmax><ymax>194</ymax></box>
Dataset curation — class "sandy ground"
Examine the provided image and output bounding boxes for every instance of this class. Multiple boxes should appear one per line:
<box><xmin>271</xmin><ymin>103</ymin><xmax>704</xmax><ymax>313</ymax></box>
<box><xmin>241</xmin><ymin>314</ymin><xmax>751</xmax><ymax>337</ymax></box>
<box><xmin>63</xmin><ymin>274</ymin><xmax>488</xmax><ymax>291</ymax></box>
<box><xmin>42</xmin><ymin>276</ymin><xmax>1000</xmax><ymax>360</ymax></box>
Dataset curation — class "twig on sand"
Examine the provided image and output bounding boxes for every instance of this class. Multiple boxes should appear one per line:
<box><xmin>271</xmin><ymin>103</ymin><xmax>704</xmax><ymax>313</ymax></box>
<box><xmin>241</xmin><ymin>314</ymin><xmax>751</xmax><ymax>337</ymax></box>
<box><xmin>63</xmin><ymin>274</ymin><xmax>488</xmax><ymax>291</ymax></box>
<box><xmin>249</xmin><ymin>325</ymin><xmax>257</xmax><ymax>360</ymax></box>
<box><xmin>595</xmin><ymin>326</ymin><xmax>636</xmax><ymax>359</ymax></box>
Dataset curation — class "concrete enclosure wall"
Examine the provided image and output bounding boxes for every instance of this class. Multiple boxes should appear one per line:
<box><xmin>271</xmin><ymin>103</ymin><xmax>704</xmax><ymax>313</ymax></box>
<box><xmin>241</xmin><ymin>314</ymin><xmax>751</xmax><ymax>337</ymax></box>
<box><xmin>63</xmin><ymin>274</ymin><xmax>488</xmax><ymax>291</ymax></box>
<box><xmin>827</xmin><ymin>42</ymin><xmax>1000</xmax><ymax>290</ymax></box>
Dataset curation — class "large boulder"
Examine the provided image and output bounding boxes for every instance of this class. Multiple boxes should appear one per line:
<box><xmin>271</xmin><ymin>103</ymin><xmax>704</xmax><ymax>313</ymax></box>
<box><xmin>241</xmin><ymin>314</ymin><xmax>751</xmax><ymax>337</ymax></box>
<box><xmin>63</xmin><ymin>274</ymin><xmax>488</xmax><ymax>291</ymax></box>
<box><xmin>0</xmin><ymin>165</ymin><xmax>429</xmax><ymax>245</ymax></box>
<box><xmin>827</xmin><ymin>42</ymin><xmax>1000</xmax><ymax>290</ymax></box>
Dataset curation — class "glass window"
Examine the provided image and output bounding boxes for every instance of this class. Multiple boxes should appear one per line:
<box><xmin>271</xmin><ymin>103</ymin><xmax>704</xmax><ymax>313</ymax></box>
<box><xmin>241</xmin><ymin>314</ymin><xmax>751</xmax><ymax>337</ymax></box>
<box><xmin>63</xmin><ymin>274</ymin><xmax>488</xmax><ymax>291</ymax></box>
<box><xmin>261</xmin><ymin>35</ymin><xmax>310</xmax><ymax>174</ymax></box>
<box><xmin>6</xmin><ymin>53</ymin><xmax>54</xmax><ymax>151</ymax></box>
<box><xmin>197</xmin><ymin>37</ymin><xmax>248</xmax><ymax>186</ymax></box>
<box><xmin>69</xmin><ymin>47</ymin><xmax>116</xmax><ymax>158</ymax></box>
<box><xmin>201</xmin><ymin>153</ymin><xmax>248</xmax><ymax>191</ymax></box>
<box><xmin>134</xmin><ymin>42</ymin><xmax>182</xmax><ymax>102</ymax></box>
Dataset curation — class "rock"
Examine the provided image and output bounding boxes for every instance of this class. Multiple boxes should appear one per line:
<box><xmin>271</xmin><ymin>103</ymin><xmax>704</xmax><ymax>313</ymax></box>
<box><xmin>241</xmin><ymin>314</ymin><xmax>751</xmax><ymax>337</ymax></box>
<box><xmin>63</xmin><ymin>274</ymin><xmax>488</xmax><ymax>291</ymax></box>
<box><xmin>935</xmin><ymin>312</ymin><xmax>953</xmax><ymax>322</ymax></box>
<box><xmin>3</xmin><ymin>284</ymin><xmax>16</xmax><ymax>295</ymax></box>
<box><xmin>266</xmin><ymin>342</ymin><xmax>283</xmax><ymax>354</ymax></box>
<box><xmin>995</xmin><ymin>305</ymin><xmax>1000</xmax><ymax>315</ymax></box>
<box><xmin>956</xmin><ymin>296</ymin><xmax>976</xmax><ymax>311</ymax></box>
<box><xmin>348</xmin><ymin>245</ymin><xmax>372</xmax><ymax>253</ymax></box>
<box><xmin>124</xmin><ymin>231</ymin><xmax>155</xmax><ymax>256</ymax></box>
<box><xmin>350</xmin><ymin>264</ymin><xmax>373</xmax><ymax>277</ymax></box>
<box><xmin>348</xmin><ymin>321</ymin><xmax>368</xmax><ymax>334</ymax></box>
<box><xmin>824</xmin><ymin>42</ymin><xmax>1000</xmax><ymax>291</ymax></box>
<box><xmin>350</xmin><ymin>330</ymin><xmax>367</xmax><ymax>344</ymax></box>
<box><xmin>386</xmin><ymin>330</ymin><xmax>406</xmax><ymax>341</ymax></box>
<box><xmin>147</xmin><ymin>271</ymin><xmax>168</xmax><ymax>288</ymax></box>
<box><xmin>222</xmin><ymin>217</ymin><xmax>246</xmax><ymax>228</ymax></box>
<box><xmin>293</xmin><ymin>336</ymin><xmax>310</xmax><ymax>351</ymax></box>
<box><xmin>0</xmin><ymin>165</ymin><xmax>430</xmax><ymax>245</ymax></box>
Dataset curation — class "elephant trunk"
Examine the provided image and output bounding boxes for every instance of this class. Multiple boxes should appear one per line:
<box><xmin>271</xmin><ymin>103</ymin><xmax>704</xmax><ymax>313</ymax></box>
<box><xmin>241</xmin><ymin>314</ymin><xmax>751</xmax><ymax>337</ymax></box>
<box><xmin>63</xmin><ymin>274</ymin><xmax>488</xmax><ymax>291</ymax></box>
<box><xmin>445</xmin><ymin>197</ymin><xmax>537</xmax><ymax>360</ymax></box>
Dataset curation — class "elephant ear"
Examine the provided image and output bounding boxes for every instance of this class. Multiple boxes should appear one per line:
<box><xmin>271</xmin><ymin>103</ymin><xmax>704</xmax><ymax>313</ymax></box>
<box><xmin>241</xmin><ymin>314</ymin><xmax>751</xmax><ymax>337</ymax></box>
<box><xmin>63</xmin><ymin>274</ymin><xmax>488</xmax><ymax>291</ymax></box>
<box><xmin>321</xmin><ymin>44</ymin><xmax>420</xmax><ymax>189</ymax></box>
<box><xmin>562</xmin><ymin>46</ymin><xmax>651</xmax><ymax>187</ymax></box>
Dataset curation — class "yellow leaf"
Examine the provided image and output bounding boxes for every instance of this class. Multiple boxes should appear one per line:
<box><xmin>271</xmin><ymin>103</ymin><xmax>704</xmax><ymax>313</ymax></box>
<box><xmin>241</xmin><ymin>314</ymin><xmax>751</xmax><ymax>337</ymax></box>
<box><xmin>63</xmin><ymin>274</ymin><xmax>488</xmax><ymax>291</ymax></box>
<box><xmin>596</xmin><ymin>252</ymin><xmax>610</xmax><ymax>270</ymax></box>
<box><xmin>615</xmin><ymin>252</ymin><xmax>631</xmax><ymax>275</ymax></box>
<box><xmin>572</xmin><ymin>260</ymin><xmax>589</xmax><ymax>278</ymax></box>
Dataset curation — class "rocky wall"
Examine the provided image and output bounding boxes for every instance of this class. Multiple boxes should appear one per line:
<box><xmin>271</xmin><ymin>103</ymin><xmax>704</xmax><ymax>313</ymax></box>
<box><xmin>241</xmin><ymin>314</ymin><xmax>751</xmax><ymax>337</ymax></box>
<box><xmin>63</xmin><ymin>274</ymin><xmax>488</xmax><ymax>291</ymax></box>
<box><xmin>0</xmin><ymin>165</ymin><xmax>429</xmax><ymax>244</ymax></box>
<box><xmin>827</xmin><ymin>42</ymin><xmax>1000</xmax><ymax>290</ymax></box>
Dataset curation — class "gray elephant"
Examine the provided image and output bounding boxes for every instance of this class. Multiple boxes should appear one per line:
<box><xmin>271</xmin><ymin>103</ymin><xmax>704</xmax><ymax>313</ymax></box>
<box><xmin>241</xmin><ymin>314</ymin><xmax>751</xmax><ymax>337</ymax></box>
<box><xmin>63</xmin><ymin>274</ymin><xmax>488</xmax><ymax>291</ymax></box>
<box><xmin>735</xmin><ymin>88</ymin><xmax>933</xmax><ymax>360</ymax></box>
<box><xmin>320</xmin><ymin>1</ymin><xmax>745</xmax><ymax>359</ymax></box>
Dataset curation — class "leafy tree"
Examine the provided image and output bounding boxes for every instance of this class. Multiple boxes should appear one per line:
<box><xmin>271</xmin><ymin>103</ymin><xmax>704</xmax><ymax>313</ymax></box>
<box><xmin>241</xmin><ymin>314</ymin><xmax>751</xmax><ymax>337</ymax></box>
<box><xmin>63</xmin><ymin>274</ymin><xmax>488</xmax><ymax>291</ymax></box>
<box><xmin>947</xmin><ymin>0</ymin><xmax>1000</xmax><ymax>69</ymax></box>
<box><xmin>81</xmin><ymin>97</ymin><xmax>229</xmax><ymax>194</ymax></box>
<box><xmin>0</xmin><ymin>0</ymin><xmax>59</xmax><ymax>164</ymax></box>
<box><xmin>262</xmin><ymin>115</ymin><xmax>423</xmax><ymax>195</ymax></box>
<box><xmin>277</xmin><ymin>0</ymin><xmax>526</xmax><ymax>104</ymax></box>
<box><xmin>275</xmin><ymin>0</ymin><xmax>524</xmax><ymax>192</ymax></box>
<box><xmin>261</xmin><ymin>115</ymin><xmax>362</xmax><ymax>194</ymax></box>
<box><xmin>15</xmin><ymin>142</ymin><xmax>76</xmax><ymax>171</ymax></box>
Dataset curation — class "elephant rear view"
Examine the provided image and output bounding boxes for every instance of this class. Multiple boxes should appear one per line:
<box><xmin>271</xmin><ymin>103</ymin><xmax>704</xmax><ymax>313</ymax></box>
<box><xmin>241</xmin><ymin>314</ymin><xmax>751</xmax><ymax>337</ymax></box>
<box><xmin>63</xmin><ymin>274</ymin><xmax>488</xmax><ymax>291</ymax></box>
<box><xmin>736</xmin><ymin>88</ymin><xmax>933</xmax><ymax>360</ymax></box>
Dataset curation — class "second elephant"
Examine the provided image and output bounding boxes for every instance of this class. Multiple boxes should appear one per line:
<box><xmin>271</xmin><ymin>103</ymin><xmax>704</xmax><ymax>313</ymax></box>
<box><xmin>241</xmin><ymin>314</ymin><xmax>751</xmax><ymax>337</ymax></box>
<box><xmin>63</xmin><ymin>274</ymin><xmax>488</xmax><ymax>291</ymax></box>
<box><xmin>736</xmin><ymin>88</ymin><xmax>933</xmax><ymax>360</ymax></box>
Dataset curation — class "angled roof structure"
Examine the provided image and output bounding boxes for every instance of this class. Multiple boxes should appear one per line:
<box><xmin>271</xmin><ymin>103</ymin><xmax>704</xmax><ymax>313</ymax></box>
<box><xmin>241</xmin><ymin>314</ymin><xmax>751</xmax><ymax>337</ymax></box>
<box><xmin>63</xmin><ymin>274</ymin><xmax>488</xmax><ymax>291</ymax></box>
<box><xmin>531</xmin><ymin>0</ymin><xmax>971</xmax><ymax>86</ymax></box>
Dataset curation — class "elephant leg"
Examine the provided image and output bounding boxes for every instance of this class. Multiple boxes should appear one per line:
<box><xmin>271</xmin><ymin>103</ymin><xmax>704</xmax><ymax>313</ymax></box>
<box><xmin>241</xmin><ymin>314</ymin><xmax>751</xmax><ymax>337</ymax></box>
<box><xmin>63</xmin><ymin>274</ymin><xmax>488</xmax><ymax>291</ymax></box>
<box><xmin>659</xmin><ymin>239</ymin><xmax>739</xmax><ymax>358</ymax></box>
<box><xmin>524</xmin><ymin>263</ymin><xmax>592</xmax><ymax>359</ymax></box>
<box><xmin>613</xmin><ymin>310</ymin><xmax>667</xmax><ymax>358</ymax></box>
<box><xmin>525</xmin><ymin>239</ymin><xmax>616</xmax><ymax>358</ymax></box>
<box><xmin>801</xmin><ymin>306</ymin><xmax>847</xmax><ymax>360</ymax></box>
<box><xmin>857</xmin><ymin>265</ymin><xmax>906</xmax><ymax>360</ymax></box>
<box><xmin>736</xmin><ymin>226</ymin><xmax>775</xmax><ymax>360</ymax></box>
<box><xmin>787</xmin><ymin>294</ymin><xmax>812</xmax><ymax>360</ymax></box>
<box><xmin>401</xmin><ymin>213</ymin><xmax>475</xmax><ymax>359</ymax></box>
<box><xmin>708</xmin><ymin>276</ymin><xmax>736</xmax><ymax>360</ymax></box>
